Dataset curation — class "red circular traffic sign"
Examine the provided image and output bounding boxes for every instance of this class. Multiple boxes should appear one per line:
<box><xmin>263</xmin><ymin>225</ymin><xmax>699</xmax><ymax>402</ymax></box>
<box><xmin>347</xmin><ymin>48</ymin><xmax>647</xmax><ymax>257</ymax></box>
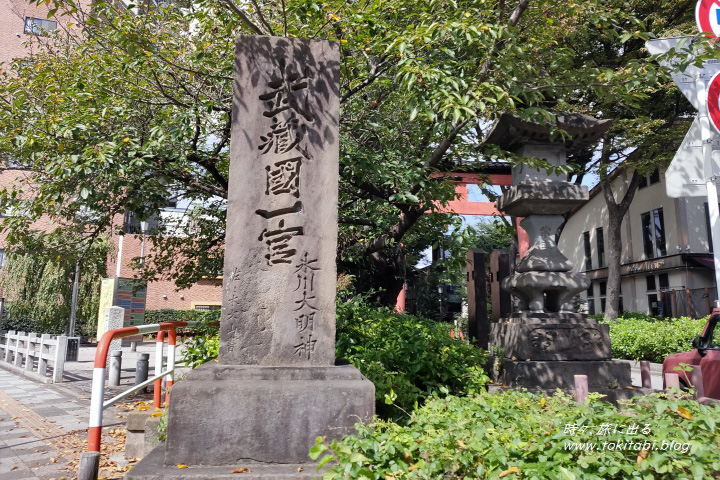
<box><xmin>697</xmin><ymin>0</ymin><xmax>720</xmax><ymax>39</ymax></box>
<box><xmin>708</xmin><ymin>71</ymin><xmax>720</xmax><ymax>133</ymax></box>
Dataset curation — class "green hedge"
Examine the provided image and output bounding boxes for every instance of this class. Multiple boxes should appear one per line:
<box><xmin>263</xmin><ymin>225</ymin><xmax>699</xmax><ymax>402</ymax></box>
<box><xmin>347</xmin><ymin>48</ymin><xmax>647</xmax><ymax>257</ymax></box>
<box><xmin>178</xmin><ymin>300</ymin><xmax>489</xmax><ymax>422</ymax></box>
<box><xmin>599</xmin><ymin>314</ymin><xmax>707</xmax><ymax>364</ymax></box>
<box><xmin>144</xmin><ymin>309</ymin><xmax>221</xmax><ymax>324</ymax></box>
<box><xmin>312</xmin><ymin>390</ymin><xmax>720</xmax><ymax>480</ymax></box>
<box><xmin>336</xmin><ymin>299</ymin><xmax>488</xmax><ymax>422</ymax></box>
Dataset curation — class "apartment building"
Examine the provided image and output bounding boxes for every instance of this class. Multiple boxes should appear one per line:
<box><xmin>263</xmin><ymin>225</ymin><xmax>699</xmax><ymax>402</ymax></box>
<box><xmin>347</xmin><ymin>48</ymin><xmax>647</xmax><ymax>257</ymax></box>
<box><xmin>558</xmin><ymin>168</ymin><xmax>716</xmax><ymax>318</ymax></box>
<box><xmin>0</xmin><ymin>0</ymin><xmax>68</xmax><ymax>66</ymax></box>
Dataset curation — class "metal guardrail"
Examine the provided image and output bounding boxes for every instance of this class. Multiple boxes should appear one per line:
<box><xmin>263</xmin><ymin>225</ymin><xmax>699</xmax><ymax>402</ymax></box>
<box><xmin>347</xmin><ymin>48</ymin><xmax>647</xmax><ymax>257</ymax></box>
<box><xmin>86</xmin><ymin>321</ymin><xmax>200</xmax><ymax>453</ymax></box>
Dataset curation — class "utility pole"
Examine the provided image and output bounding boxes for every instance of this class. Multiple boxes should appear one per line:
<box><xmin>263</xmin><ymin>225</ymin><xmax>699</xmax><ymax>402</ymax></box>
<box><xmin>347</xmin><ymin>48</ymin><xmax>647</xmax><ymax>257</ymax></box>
<box><xmin>68</xmin><ymin>260</ymin><xmax>79</xmax><ymax>337</ymax></box>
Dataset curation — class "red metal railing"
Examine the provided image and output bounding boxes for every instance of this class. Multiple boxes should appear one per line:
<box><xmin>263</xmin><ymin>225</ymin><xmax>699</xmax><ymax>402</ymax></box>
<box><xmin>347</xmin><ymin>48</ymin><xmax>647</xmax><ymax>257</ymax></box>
<box><xmin>87</xmin><ymin>321</ymin><xmax>199</xmax><ymax>452</ymax></box>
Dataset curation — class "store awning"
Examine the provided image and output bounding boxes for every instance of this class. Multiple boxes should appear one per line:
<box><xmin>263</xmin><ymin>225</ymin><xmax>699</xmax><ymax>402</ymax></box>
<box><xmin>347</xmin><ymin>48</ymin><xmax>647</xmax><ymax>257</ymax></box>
<box><xmin>686</xmin><ymin>255</ymin><xmax>715</xmax><ymax>269</ymax></box>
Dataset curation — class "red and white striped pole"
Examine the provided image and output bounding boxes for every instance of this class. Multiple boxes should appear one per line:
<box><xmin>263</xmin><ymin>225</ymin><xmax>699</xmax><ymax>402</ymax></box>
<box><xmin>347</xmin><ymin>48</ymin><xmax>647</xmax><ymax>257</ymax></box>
<box><xmin>86</xmin><ymin>321</ymin><xmax>196</xmax><ymax>456</ymax></box>
<box><xmin>153</xmin><ymin>330</ymin><xmax>165</xmax><ymax>409</ymax></box>
<box><xmin>88</xmin><ymin>325</ymin><xmax>142</xmax><ymax>452</ymax></box>
<box><xmin>165</xmin><ymin>328</ymin><xmax>177</xmax><ymax>404</ymax></box>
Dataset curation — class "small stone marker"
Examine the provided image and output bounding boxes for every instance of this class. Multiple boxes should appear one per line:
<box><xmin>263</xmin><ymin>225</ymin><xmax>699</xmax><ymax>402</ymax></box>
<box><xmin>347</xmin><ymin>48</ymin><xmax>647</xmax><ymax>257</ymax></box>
<box><xmin>221</xmin><ymin>35</ymin><xmax>339</xmax><ymax>367</ymax></box>
<box><xmin>104</xmin><ymin>306</ymin><xmax>124</xmax><ymax>366</ymax></box>
<box><xmin>665</xmin><ymin>372</ymin><xmax>680</xmax><ymax>389</ymax></box>
<box><xmin>640</xmin><ymin>360</ymin><xmax>652</xmax><ymax>388</ymax></box>
<box><xmin>574</xmin><ymin>374</ymin><xmax>588</xmax><ymax>404</ymax></box>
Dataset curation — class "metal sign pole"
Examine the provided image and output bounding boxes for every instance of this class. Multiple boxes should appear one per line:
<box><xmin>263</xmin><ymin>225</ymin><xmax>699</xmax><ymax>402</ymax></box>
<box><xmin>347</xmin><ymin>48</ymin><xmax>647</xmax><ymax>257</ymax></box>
<box><xmin>697</xmin><ymin>68</ymin><xmax>720</xmax><ymax>300</ymax></box>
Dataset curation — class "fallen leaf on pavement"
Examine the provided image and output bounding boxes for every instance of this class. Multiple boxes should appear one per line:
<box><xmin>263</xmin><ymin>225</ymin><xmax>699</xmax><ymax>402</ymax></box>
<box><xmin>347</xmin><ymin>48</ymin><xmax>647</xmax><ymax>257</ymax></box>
<box><xmin>231</xmin><ymin>468</ymin><xmax>250</xmax><ymax>473</ymax></box>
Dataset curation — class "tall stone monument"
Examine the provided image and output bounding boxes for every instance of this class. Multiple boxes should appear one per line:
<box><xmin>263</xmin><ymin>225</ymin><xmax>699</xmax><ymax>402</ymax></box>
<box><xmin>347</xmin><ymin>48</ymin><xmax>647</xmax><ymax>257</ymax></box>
<box><xmin>485</xmin><ymin>113</ymin><xmax>631</xmax><ymax>393</ymax></box>
<box><xmin>127</xmin><ymin>36</ymin><xmax>374</xmax><ymax>479</ymax></box>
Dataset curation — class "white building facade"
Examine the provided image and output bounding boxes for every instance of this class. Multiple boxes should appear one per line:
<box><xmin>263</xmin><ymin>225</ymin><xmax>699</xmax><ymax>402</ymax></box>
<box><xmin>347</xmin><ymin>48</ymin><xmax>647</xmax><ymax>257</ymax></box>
<box><xmin>558</xmin><ymin>169</ymin><xmax>716</xmax><ymax>318</ymax></box>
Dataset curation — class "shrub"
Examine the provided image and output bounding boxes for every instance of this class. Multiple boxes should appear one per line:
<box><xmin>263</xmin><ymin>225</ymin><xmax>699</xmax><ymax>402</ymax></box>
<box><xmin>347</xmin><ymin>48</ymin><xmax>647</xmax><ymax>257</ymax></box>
<box><xmin>1</xmin><ymin>307</ymin><xmax>36</xmax><ymax>333</ymax></box>
<box><xmin>177</xmin><ymin>299</ymin><xmax>489</xmax><ymax>421</ymax></box>
<box><xmin>336</xmin><ymin>298</ymin><xmax>488</xmax><ymax>422</ymax></box>
<box><xmin>312</xmin><ymin>390</ymin><xmax>720</xmax><ymax>480</ymax></box>
<box><xmin>145</xmin><ymin>308</ymin><xmax>221</xmax><ymax>324</ymax></box>
<box><xmin>602</xmin><ymin>315</ymin><xmax>707</xmax><ymax>363</ymax></box>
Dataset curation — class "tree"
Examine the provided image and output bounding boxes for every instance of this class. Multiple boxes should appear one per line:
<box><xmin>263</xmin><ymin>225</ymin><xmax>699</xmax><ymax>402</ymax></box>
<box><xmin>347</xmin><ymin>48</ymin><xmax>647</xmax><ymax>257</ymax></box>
<box><xmin>0</xmin><ymin>0</ymin><xmax>661</xmax><ymax>306</ymax></box>
<box><xmin>561</xmin><ymin>0</ymin><xmax>702</xmax><ymax>320</ymax></box>
<box><xmin>0</xmin><ymin>235</ymin><xmax>111</xmax><ymax>335</ymax></box>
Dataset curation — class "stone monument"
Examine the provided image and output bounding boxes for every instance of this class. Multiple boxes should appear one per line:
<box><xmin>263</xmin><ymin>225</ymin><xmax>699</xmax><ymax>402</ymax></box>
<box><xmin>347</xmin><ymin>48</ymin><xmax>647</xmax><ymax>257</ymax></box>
<box><xmin>485</xmin><ymin>113</ymin><xmax>631</xmax><ymax>393</ymax></box>
<box><xmin>126</xmin><ymin>36</ymin><xmax>375</xmax><ymax>479</ymax></box>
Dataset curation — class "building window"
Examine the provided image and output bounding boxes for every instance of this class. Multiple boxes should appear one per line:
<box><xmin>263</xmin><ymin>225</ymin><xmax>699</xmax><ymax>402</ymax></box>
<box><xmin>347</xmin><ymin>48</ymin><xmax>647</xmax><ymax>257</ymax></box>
<box><xmin>658</xmin><ymin>273</ymin><xmax>669</xmax><ymax>290</ymax></box>
<box><xmin>586</xmin><ymin>285</ymin><xmax>595</xmax><ymax>315</ymax></box>
<box><xmin>194</xmin><ymin>304</ymin><xmax>221</xmax><ymax>311</ymax></box>
<box><xmin>599</xmin><ymin>281</ymin><xmax>607</xmax><ymax>312</ymax></box>
<box><xmin>24</xmin><ymin>17</ymin><xmax>57</xmax><ymax>36</ymax></box>
<box><xmin>641</xmin><ymin>208</ymin><xmax>666</xmax><ymax>258</ymax></box>
<box><xmin>587</xmin><ymin>298</ymin><xmax>596</xmax><ymax>315</ymax></box>
<box><xmin>0</xmin><ymin>249</ymin><xmax>6</xmax><ymax>268</ymax></box>
<box><xmin>648</xmin><ymin>293</ymin><xmax>660</xmax><ymax>316</ymax></box>
<box><xmin>646</xmin><ymin>275</ymin><xmax>656</xmax><ymax>292</ymax></box>
<box><xmin>583</xmin><ymin>231</ymin><xmax>592</xmax><ymax>270</ymax></box>
<box><xmin>596</xmin><ymin>227</ymin><xmax>605</xmax><ymax>268</ymax></box>
<box><xmin>638</xmin><ymin>168</ymin><xmax>661</xmax><ymax>189</ymax></box>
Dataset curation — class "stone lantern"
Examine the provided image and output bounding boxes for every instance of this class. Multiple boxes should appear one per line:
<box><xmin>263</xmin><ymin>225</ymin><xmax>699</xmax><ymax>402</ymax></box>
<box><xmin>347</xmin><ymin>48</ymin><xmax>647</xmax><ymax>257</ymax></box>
<box><xmin>484</xmin><ymin>113</ymin><xmax>631</xmax><ymax>393</ymax></box>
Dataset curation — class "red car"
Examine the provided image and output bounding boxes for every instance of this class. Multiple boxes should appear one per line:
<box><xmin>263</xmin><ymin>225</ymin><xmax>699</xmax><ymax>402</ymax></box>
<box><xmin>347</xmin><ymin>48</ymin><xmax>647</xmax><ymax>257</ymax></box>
<box><xmin>663</xmin><ymin>309</ymin><xmax>720</xmax><ymax>399</ymax></box>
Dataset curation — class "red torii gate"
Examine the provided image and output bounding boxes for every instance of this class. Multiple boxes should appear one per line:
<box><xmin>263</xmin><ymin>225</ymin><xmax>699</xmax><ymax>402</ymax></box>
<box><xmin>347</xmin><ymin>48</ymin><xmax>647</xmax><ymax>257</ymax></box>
<box><xmin>396</xmin><ymin>170</ymin><xmax>530</xmax><ymax>312</ymax></box>
<box><xmin>430</xmin><ymin>172</ymin><xmax>511</xmax><ymax>215</ymax></box>
<box><xmin>428</xmin><ymin>171</ymin><xmax>529</xmax><ymax>251</ymax></box>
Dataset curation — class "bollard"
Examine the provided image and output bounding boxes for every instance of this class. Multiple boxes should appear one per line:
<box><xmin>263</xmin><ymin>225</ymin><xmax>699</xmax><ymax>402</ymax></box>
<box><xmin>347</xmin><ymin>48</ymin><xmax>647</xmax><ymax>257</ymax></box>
<box><xmin>688</xmin><ymin>365</ymin><xmax>705</xmax><ymax>398</ymax></box>
<box><xmin>665</xmin><ymin>373</ymin><xmax>680</xmax><ymax>389</ymax></box>
<box><xmin>130</xmin><ymin>341</ymin><xmax>138</xmax><ymax>352</ymax></box>
<box><xmin>77</xmin><ymin>451</ymin><xmax>100</xmax><ymax>480</ymax></box>
<box><xmin>135</xmin><ymin>353</ymin><xmax>150</xmax><ymax>393</ymax></box>
<box><xmin>108</xmin><ymin>350</ymin><xmax>122</xmax><ymax>386</ymax></box>
<box><xmin>574</xmin><ymin>375</ymin><xmax>588</xmax><ymax>404</ymax></box>
<box><xmin>640</xmin><ymin>360</ymin><xmax>652</xmax><ymax>389</ymax></box>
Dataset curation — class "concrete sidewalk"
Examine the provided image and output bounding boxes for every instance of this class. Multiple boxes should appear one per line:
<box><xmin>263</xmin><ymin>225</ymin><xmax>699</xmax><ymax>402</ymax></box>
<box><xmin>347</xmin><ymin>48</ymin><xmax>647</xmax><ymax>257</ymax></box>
<box><xmin>1</xmin><ymin>339</ymin><xmax>191</xmax><ymax>480</ymax></box>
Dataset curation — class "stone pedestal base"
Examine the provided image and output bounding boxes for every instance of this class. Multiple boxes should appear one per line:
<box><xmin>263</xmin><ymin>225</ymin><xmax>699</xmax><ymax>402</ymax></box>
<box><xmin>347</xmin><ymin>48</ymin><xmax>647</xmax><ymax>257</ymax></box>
<box><xmin>126</xmin><ymin>444</ymin><xmax>325</xmax><ymax>480</ymax></box>
<box><xmin>493</xmin><ymin>358</ymin><xmax>631</xmax><ymax>390</ymax></box>
<box><xmin>490</xmin><ymin>322</ymin><xmax>611</xmax><ymax>360</ymax></box>
<box><xmin>131</xmin><ymin>362</ymin><xmax>374</xmax><ymax>472</ymax></box>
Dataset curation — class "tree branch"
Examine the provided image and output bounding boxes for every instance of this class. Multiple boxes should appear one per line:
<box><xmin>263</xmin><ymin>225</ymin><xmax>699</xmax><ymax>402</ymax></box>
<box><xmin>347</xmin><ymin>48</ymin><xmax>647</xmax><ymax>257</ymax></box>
<box><xmin>249</xmin><ymin>0</ymin><xmax>275</xmax><ymax>35</ymax></box>
<box><xmin>339</xmin><ymin>217</ymin><xmax>378</xmax><ymax>227</ymax></box>
<box><xmin>218</xmin><ymin>0</ymin><xmax>265</xmax><ymax>35</ymax></box>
